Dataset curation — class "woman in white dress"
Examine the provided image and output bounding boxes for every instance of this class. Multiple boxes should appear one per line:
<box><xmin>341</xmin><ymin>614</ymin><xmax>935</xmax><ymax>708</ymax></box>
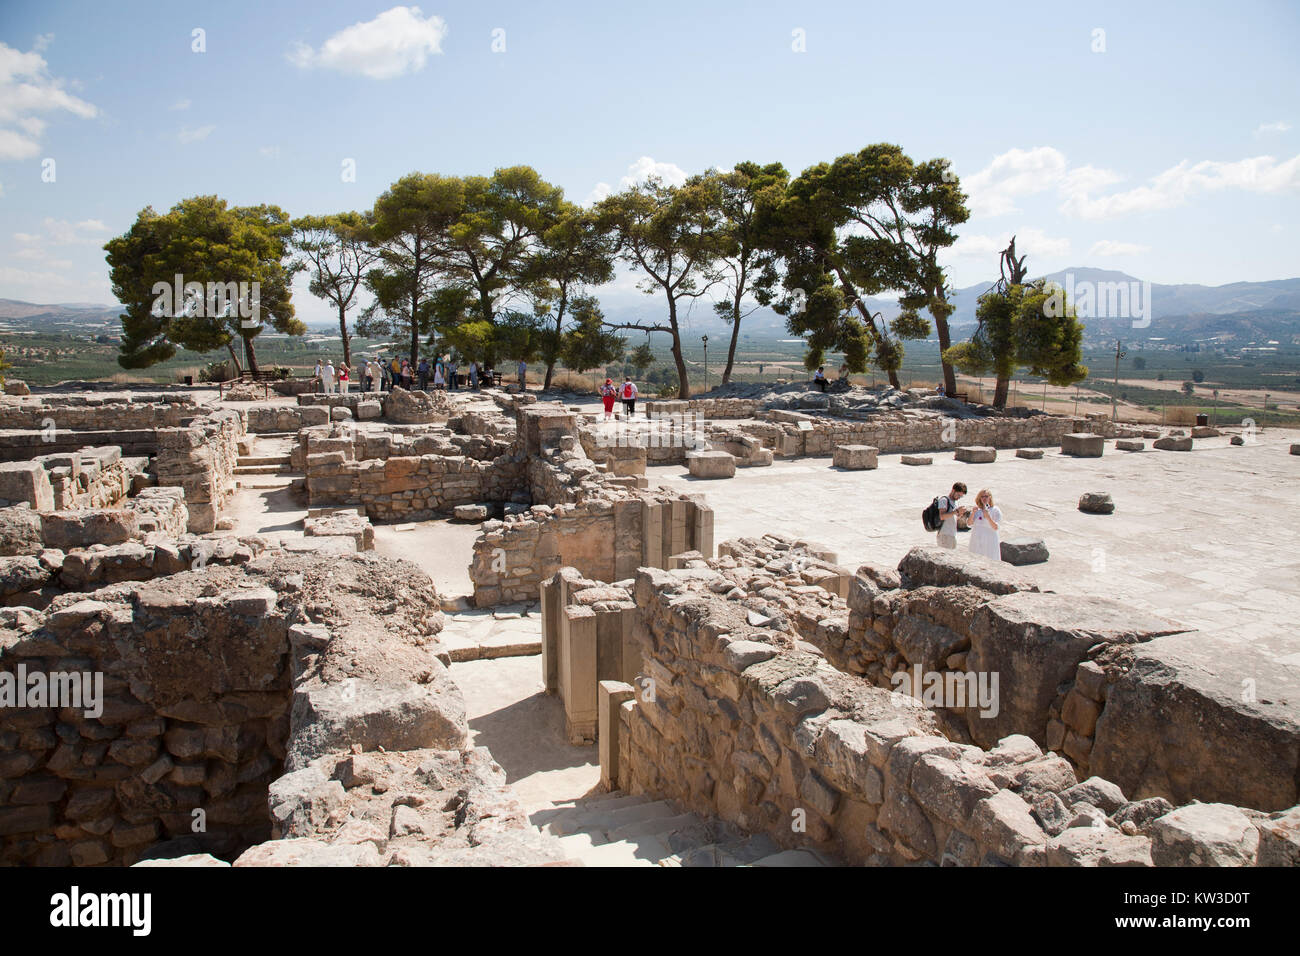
<box><xmin>968</xmin><ymin>488</ymin><xmax>1003</xmax><ymax>562</ymax></box>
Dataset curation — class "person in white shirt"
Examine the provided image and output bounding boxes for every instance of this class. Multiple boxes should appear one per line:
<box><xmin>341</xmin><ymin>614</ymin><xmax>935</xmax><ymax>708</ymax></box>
<box><xmin>936</xmin><ymin>482</ymin><xmax>966</xmax><ymax>549</ymax></box>
<box><xmin>322</xmin><ymin>362</ymin><xmax>336</xmax><ymax>395</ymax></box>
<box><xmin>968</xmin><ymin>488</ymin><xmax>1003</xmax><ymax>562</ymax></box>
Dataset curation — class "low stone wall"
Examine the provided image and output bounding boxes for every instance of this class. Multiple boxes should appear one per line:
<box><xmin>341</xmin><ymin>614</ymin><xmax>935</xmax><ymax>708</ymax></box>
<box><xmin>469</xmin><ymin>493</ymin><xmax>714</xmax><ymax>607</ymax></box>
<box><xmin>644</xmin><ymin>398</ymin><xmax>762</xmax><ymax>419</ymax></box>
<box><xmin>605</xmin><ymin>559</ymin><xmax>1299</xmax><ymax>866</ymax></box>
<box><xmin>153</xmin><ymin>410</ymin><xmax>245</xmax><ymax>533</ymax></box>
<box><xmin>0</xmin><ymin>396</ymin><xmax>197</xmax><ymax>432</ymax></box>
<box><xmin>246</xmin><ymin>405</ymin><xmax>329</xmax><ymax>433</ymax></box>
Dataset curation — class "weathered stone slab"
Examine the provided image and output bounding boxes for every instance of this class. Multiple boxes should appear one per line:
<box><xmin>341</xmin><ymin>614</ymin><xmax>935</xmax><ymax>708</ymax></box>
<box><xmin>833</xmin><ymin>445</ymin><xmax>878</xmax><ymax>470</ymax></box>
<box><xmin>1115</xmin><ymin>439</ymin><xmax>1145</xmax><ymax>451</ymax></box>
<box><xmin>900</xmin><ymin>455</ymin><xmax>932</xmax><ymax>466</ymax></box>
<box><xmin>1061</xmin><ymin>433</ymin><xmax>1104</xmax><ymax>457</ymax></box>
<box><xmin>965</xmin><ymin>592</ymin><xmax>1188</xmax><ymax>748</ymax></box>
<box><xmin>1091</xmin><ymin>632</ymin><xmax>1300</xmax><ymax>811</ymax></box>
<box><xmin>687</xmin><ymin>450</ymin><xmax>736</xmax><ymax>479</ymax></box>
<box><xmin>897</xmin><ymin>546</ymin><xmax>1038</xmax><ymax>596</ymax></box>
<box><xmin>1000</xmin><ymin>537</ymin><xmax>1048</xmax><ymax>566</ymax></box>
<box><xmin>1154</xmin><ymin>435</ymin><xmax>1193</xmax><ymax>451</ymax></box>
<box><xmin>1015</xmin><ymin>448</ymin><xmax>1043</xmax><ymax>460</ymax></box>
<box><xmin>955</xmin><ymin>446</ymin><xmax>996</xmax><ymax>464</ymax></box>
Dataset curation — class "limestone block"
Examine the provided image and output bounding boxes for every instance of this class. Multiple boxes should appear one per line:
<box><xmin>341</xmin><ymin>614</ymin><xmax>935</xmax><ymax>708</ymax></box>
<box><xmin>687</xmin><ymin>450</ymin><xmax>736</xmax><ymax>479</ymax></box>
<box><xmin>999</xmin><ymin>537</ymin><xmax>1048</xmax><ymax>566</ymax></box>
<box><xmin>0</xmin><ymin>462</ymin><xmax>54</xmax><ymax>511</ymax></box>
<box><xmin>598</xmin><ymin>680</ymin><xmax>636</xmax><ymax>790</ymax></box>
<box><xmin>1115</xmin><ymin>439</ymin><xmax>1145</xmax><ymax>451</ymax></box>
<box><xmin>1061</xmin><ymin>433</ymin><xmax>1104</xmax><ymax>457</ymax></box>
<box><xmin>833</xmin><ymin>444</ymin><xmax>879</xmax><ymax>470</ymax></box>
<box><xmin>0</xmin><ymin>507</ymin><xmax>43</xmax><ymax>557</ymax></box>
<box><xmin>1153</xmin><ymin>435</ymin><xmax>1193</xmax><ymax>451</ymax></box>
<box><xmin>356</xmin><ymin>401</ymin><xmax>382</xmax><ymax>420</ymax></box>
<box><xmin>452</xmin><ymin>504</ymin><xmax>490</xmax><ymax>522</ymax></box>
<box><xmin>1015</xmin><ymin>448</ymin><xmax>1043</xmax><ymax>460</ymax></box>
<box><xmin>954</xmin><ymin>446</ymin><xmax>996</xmax><ymax>463</ymax></box>
<box><xmin>900</xmin><ymin>455</ymin><xmax>932</xmax><ymax>466</ymax></box>
<box><xmin>1149</xmin><ymin>803</ymin><xmax>1260</xmax><ymax>866</ymax></box>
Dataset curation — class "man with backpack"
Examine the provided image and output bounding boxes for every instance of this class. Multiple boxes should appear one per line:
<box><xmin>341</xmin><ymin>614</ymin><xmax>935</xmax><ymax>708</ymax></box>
<box><xmin>620</xmin><ymin>377</ymin><xmax>639</xmax><ymax>418</ymax></box>
<box><xmin>923</xmin><ymin>482</ymin><xmax>966</xmax><ymax>549</ymax></box>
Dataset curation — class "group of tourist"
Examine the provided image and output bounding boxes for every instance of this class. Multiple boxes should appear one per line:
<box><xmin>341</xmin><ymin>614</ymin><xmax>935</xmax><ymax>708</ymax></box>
<box><xmin>932</xmin><ymin>481</ymin><xmax>1003</xmax><ymax>562</ymax></box>
<box><xmin>313</xmin><ymin>356</ymin><xmax>536</xmax><ymax>394</ymax></box>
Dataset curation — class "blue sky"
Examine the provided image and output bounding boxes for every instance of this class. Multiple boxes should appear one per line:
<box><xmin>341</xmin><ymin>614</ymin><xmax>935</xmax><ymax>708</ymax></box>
<box><xmin>1</xmin><ymin>0</ymin><xmax>1297</xmax><ymax>323</ymax></box>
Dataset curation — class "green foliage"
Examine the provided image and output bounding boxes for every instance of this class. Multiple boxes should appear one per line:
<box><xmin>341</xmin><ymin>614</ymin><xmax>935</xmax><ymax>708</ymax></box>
<box><xmin>629</xmin><ymin>343</ymin><xmax>654</xmax><ymax>375</ymax></box>
<box><xmin>1182</xmin><ymin>381</ymin><xmax>1195</xmax><ymax>395</ymax></box>
<box><xmin>945</xmin><ymin>278</ymin><xmax>1087</xmax><ymax>406</ymax></box>
<box><xmin>198</xmin><ymin>360</ymin><xmax>234</xmax><ymax>383</ymax></box>
<box><xmin>291</xmin><ymin>211</ymin><xmax>378</xmax><ymax>364</ymax></box>
<box><xmin>560</xmin><ymin>296</ymin><xmax>624</xmax><ymax>372</ymax></box>
<box><xmin>1133</xmin><ymin>356</ymin><xmax>1146</xmax><ymax>370</ymax></box>
<box><xmin>1192</xmin><ymin>368</ymin><xmax>1205</xmax><ymax>383</ymax></box>
<box><xmin>104</xmin><ymin>196</ymin><xmax>305</xmax><ymax>370</ymax></box>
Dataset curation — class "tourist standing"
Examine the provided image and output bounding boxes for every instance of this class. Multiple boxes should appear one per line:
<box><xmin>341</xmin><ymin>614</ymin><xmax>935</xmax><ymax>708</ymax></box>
<box><xmin>417</xmin><ymin>357</ymin><xmax>430</xmax><ymax>391</ymax></box>
<box><xmin>400</xmin><ymin>360</ymin><xmax>413</xmax><ymax>390</ymax></box>
<box><xmin>968</xmin><ymin>489</ymin><xmax>1002</xmax><ymax>562</ymax></box>
<box><xmin>448</xmin><ymin>357</ymin><xmax>459</xmax><ymax>390</ymax></box>
<box><xmin>314</xmin><ymin>359</ymin><xmax>324</xmax><ymax>394</ymax></box>
<box><xmin>390</xmin><ymin>356</ymin><xmax>402</xmax><ymax>389</ymax></box>
<box><xmin>337</xmin><ymin>362</ymin><xmax>350</xmax><ymax>394</ymax></box>
<box><xmin>517</xmin><ymin>358</ymin><xmax>527</xmax><ymax>390</ymax></box>
<box><xmin>620</xmin><ymin>376</ymin><xmax>639</xmax><ymax>418</ymax></box>
<box><xmin>322</xmin><ymin>361</ymin><xmax>336</xmax><ymax>395</ymax></box>
<box><xmin>935</xmin><ymin>482</ymin><xmax>966</xmax><ymax>550</ymax></box>
<box><xmin>600</xmin><ymin>378</ymin><xmax>618</xmax><ymax>420</ymax></box>
<box><xmin>433</xmin><ymin>360</ymin><xmax>446</xmax><ymax>390</ymax></box>
<box><xmin>469</xmin><ymin>361</ymin><xmax>479</xmax><ymax>390</ymax></box>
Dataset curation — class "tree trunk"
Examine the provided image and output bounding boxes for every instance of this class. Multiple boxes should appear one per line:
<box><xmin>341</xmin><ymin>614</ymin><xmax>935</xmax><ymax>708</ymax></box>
<box><xmin>543</xmin><ymin>291</ymin><xmax>567</xmax><ymax>390</ymax></box>
<box><xmin>722</xmin><ymin>290</ymin><xmax>742</xmax><ymax>385</ymax></box>
<box><xmin>243</xmin><ymin>334</ymin><xmax>259</xmax><ymax>376</ymax></box>
<box><xmin>409</xmin><ymin>238</ymin><xmax>421</xmax><ymax>365</ymax></box>
<box><xmin>835</xmin><ymin>266</ymin><xmax>900</xmax><ymax>389</ymax></box>
<box><xmin>994</xmin><ymin>376</ymin><xmax>1009</xmax><ymax>409</ymax></box>
<box><xmin>225</xmin><ymin>341</ymin><xmax>243</xmax><ymax>377</ymax></box>
<box><xmin>338</xmin><ymin>304</ymin><xmax>351</xmax><ymax>368</ymax></box>
<box><xmin>932</xmin><ymin>284</ymin><xmax>957</xmax><ymax>396</ymax></box>
<box><xmin>667</xmin><ymin>296</ymin><xmax>689</xmax><ymax>399</ymax></box>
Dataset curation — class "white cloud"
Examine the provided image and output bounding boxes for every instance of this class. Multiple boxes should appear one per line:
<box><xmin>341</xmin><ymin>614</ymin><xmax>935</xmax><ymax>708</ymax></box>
<box><xmin>1062</xmin><ymin>154</ymin><xmax>1300</xmax><ymax>219</ymax></box>
<box><xmin>962</xmin><ymin>146</ymin><xmax>1070</xmax><ymax>217</ymax></box>
<box><xmin>259</xmin><ymin>145</ymin><xmax>280</xmax><ymax>159</ymax></box>
<box><xmin>1256</xmin><ymin>120</ymin><xmax>1290</xmax><ymax>135</ymax></box>
<box><xmin>178</xmin><ymin>124</ymin><xmax>215</xmax><ymax>144</ymax></box>
<box><xmin>288</xmin><ymin>6</ymin><xmax>447</xmax><ymax>80</ymax></box>
<box><xmin>169</xmin><ymin>98</ymin><xmax>191</xmax><ymax>111</ymax></box>
<box><xmin>33</xmin><ymin>34</ymin><xmax>53</xmax><ymax>52</ymax></box>
<box><xmin>950</xmin><ymin>227</ymin><xmax>1071</xmax><ymax>259</ymax></box>
<box><xmin>0</xmin><ymin>40</ymin><xmax>98</xmax><ymax>159</ymax></box>
<box><xmin>1089</xmin><ymin>240</ymin><xmax>1150</xmax><ymax>257</ymax></box>
<box><xmin>585</xmin><ymin>156</ymin><xmax>688</xmax><ymax>205</ymax></box>
<box><xmin>21</xmin><ymin>217</ymin><xmax>109</xmax><ymax>245</ymax></box>
<box><xmin>966</xmin><ymin>145</ymin><xmax>1300</xmax><ymax>223</ymax></box>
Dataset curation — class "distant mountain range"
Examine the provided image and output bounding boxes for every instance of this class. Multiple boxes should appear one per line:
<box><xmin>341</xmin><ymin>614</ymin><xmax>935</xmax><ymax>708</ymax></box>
<box><xmin>5</xmin><ymin>269</ymin><xmax>1300</xmax><ymax>343</ymax></box>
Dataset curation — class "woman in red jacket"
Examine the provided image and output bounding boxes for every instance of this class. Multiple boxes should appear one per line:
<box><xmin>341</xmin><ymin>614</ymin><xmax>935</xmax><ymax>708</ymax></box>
<box><xmin>600</xmin><ymin>378</ymin><xmax>617</xmax><ymax>420</ymax></box>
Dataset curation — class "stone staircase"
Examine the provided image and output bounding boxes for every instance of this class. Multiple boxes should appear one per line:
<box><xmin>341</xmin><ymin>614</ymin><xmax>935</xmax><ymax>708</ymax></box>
<box><xmin>234</xmin><ymin>454</ymin><xmax>294</xmax><ymax>476</ymax></box>
<box><xmin>532</xmin><ymin>791</ymin><xmax>839</xmax><ymax>867</ymax></box>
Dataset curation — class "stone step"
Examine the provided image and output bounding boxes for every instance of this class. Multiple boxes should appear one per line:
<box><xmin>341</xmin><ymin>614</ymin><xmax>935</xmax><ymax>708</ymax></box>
<box><xmin>550</xmin><ymin>831</ymin><xmax>671</xmax><ymax>867</ymax></box>
<box><xmin>571</xmin><ymin>792</ymin><xmax>653</xmax><ymax>812</ymax></box>
<box><xmin>238</xmin><ymin>455</ymin><xmax>291</xmax><ymax>466</ymax></box>
<box><xmin>607</xmin><ymin>811</ymin><xmax>707</xmax><ymax>842</ymax></box>
<box><xmin>547</xmin><ymin>799</ymin><xmax>677</xmax><ymax>837</ymax></box>
<box><xmin>672</xmin><ymin>833</ymin><xmax>782</xmax><ymax>868</ymax></box>
<box><xmin>234</xmin><ymin>465</ymin><xmax>295</xmax><ymax>475</ymax></box>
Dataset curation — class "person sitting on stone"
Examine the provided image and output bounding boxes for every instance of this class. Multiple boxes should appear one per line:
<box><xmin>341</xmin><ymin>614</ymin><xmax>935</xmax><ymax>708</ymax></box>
<box><xmin>813</xmin><ymin>367</ymin><xmax>828</xmax><ymax>392</ymax></box>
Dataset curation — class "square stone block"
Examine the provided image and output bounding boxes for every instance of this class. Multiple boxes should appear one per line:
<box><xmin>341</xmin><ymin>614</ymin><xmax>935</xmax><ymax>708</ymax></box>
<box><xmin>833</xmin><ymin>444</ymin><xmax>879</xmax><ymax>470</ymax></box>
<box><xmin>687</xmin><ymin>450</ymin><xmax>736</xmax><ymax>479</ymax></box>
<box><xmin>1015</xmin><ymin>448</ymin><xmax>1043</xmax><ymax>460</ymax></box>
<box><xmin>1061</xmin><ymin>433</ymin><xmax>1104</xmax><ymax>457</ymax></box>
<box><xmin>955</xmin><ymin>446</ymin><xmax>996</xmax><ymax>464</ymax></box>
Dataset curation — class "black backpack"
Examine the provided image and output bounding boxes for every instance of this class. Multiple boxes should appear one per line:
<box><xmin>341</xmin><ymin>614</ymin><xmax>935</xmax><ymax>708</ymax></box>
<box><xmin>921</xmin><ymin>496</ymin><xmax>948</xmax><ymax>532</ymax></box>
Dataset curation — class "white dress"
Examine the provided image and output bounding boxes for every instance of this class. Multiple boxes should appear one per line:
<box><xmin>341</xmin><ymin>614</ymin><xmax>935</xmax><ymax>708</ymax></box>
<box><xmin>968</xmin><ymin>505</ymin><xmax>1003</xmax><ymax>561</ymax></box>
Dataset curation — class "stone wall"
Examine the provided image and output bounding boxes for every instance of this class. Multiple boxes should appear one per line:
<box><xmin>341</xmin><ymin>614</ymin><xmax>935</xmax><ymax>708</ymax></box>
<box><xmin>0</xmin><ymin>549</ymin><xmax>570</xmax><ymax>867</ymax></box>
<box><xmin>153</xmin><ymin>410</ymin><xmax>245</xmax><ymax>533</ymax></box>
<box><xmin>603</xmin><ymin>558</ymin><xmax>1299</xmax><ymax>866</ymax></box>
<box><xmin>0</xmin><ymin>396</ymin><xmax>197</xmax><ymax>432</ymax></box>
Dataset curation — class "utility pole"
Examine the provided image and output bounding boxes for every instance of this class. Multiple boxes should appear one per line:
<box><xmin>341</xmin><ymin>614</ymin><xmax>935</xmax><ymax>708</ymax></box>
<box><xmin>701</xmin><ymin>335</ymin><xmax>709</xmax><ymax>391</ymax></box>
<box><xmin>1112</xmin><ymin>339</ymin><xmax>1126</xmax><ymax>423</ymax></box>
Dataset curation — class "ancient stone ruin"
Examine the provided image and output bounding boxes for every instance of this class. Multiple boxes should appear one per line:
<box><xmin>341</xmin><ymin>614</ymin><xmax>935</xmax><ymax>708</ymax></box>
<box><xmin>1</xmin><ymin>380</ymin><xmax>1296</xmax><ymax>868</ymax></box>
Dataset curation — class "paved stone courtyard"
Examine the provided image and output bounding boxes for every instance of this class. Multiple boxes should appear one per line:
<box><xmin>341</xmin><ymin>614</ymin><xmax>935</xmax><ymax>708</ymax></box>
<box><xmin>648</xmin><ymin>428</ymin><xmax>1300</xmax><ymax>659</ymax></box>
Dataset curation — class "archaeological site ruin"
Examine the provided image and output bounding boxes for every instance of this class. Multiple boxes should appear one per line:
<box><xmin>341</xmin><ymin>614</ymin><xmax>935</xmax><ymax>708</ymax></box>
<box><xmin>1</xmin><ymin>379</ymin><xmax>1296</xmax><ymax>870</ymax></box>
